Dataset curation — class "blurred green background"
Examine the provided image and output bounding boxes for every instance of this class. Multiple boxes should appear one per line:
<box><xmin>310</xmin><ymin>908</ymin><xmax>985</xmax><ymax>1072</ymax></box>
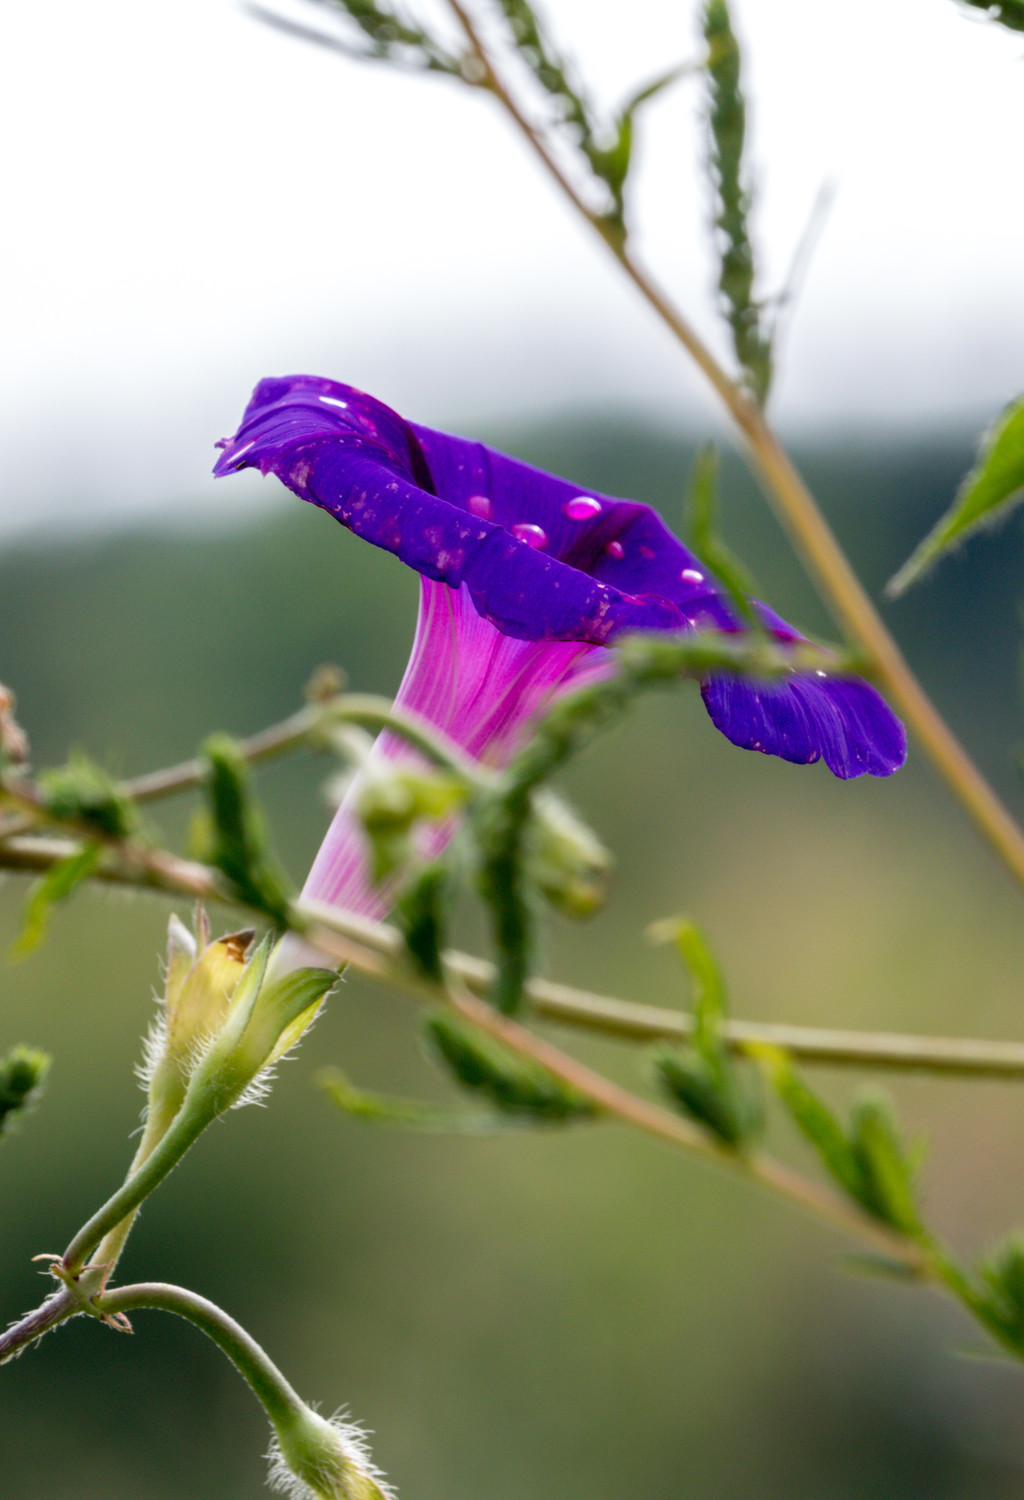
<box><xmin>4</xmin><ymin>417</ymin><xmax>1024</xmax><ymax>1498</ymax></box>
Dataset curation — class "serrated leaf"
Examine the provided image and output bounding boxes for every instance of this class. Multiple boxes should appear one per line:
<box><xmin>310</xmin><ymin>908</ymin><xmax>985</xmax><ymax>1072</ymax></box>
<box><xmin>317</xmin><ymin>1066</ymin><xmax>507</xmax><ymax>1134</ymax></box>
<box><xmin>394</xmin><ymin>860</ymin><xmax>451</xmax><ymax>982</ymax></box>
<box><xmin>201</xmin><ymin>735</ymin><xmax>293</xmax><ymax>925</ymax></box>
<box><xmin>758</xmin><ymin>1047</ymin><xmax>865</xmax><ymax>1202</ymax></box>
<box><xmin>849</xmin><ymin>1093</ymin><xmax>922</xmax><ymax>1234</ymax></box>
<box><xmin>888</xmin><ymin>395</ymin><xmax>1024</xmax><ymax>596</ymax></box>
<box><xmin>424</xmin><ymin>1010</ymin><xmax>596</xmax><ymax>1122</ymax></box>
<box><xmin>11</xmin><ymin>844</ymin><xmax>102</xmax><ymax>958</ymax></box>
<box><xmin>653</xmin><ymin>1047</ymin><xmax>759</xmax><ymax>1148</ymax></box>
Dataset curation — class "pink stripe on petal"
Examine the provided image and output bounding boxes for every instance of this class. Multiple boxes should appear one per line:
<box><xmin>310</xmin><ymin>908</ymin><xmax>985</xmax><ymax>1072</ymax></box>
<box><xmin>300</xmin><ymin>579</ymin><xmax>611</xmax><ymax>922</ymax></box>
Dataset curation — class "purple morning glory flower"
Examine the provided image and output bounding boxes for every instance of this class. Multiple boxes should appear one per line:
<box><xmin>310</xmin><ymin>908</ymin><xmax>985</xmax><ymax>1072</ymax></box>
<box><xmin>215</xmin><ymin>375</ymin><xmax>905</xmax><ymax>916</ymax></box>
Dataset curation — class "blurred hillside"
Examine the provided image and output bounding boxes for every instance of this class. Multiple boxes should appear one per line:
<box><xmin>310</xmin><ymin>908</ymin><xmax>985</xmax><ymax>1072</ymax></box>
<box><xmin>3</xmin><ymin>416</ymin><xmax>1024</xmax><ymax>1499</ymax></box>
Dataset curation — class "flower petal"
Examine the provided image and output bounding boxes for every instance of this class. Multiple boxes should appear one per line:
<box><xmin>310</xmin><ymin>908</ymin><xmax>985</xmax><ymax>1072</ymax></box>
<box><xmin>700</xmin><ymin>671</ymin><xmax>908</xmax><ymax>778</ymax></box>
<box><xmin>215</xmin><ymin>376</ymin><xmax>728</xmax><ymax>644</ymax></box>
<box><xmin>216</xmin><ymin>375</ymin><xmax>907</xmax><ymax>779</ymax></box>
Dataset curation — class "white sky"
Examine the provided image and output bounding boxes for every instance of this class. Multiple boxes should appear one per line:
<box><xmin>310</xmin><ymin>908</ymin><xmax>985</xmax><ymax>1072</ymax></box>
<box><xmin>2</xmin><ymin>0</ymin><xmax>1023</xmax><ymax>536</ymax></box>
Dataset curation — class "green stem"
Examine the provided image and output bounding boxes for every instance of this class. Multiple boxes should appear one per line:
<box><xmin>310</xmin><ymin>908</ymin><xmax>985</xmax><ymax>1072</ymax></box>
<box><xmin>295</xmin><ymin>898</ymin><xmax>1024</xmax><ymax>1080</ymax></box>
<box><xmin>61</xmin><ymin>1101</ymin><xmax>211</xmax><ymax>1275</ymax></box>
<box><xmin>90</xmin><ymin>1095</ymin><xmax>182</xmax><ymax>1277</ymax></box>
<box><xmin>98</xmin><ymin>1282</ymin><xmax>307</xmax><ymax>1431</ymax></box>
<box><xmin>118</xmin><ymin>694</ymin><xmax>490</xmax><ymax>805</ymax></box>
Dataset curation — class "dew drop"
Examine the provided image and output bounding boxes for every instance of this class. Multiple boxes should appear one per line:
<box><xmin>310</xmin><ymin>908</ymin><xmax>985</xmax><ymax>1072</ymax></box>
<box><xmin>815</xmin><ymin>669</ymin><xmax>828</xmax><ymax>678</ymax></box>
<box><xmin>564</xmin><ymin>495</ymin><xmax>602</xmax><ymax>521</ymax></box>
<box><xmin>513</xmin><ymin>523</ymin><xmax>548</xmax><ymax>549</ymax></box>
<box><xmin>319</xmin><ymin>395</ymin><xmax>349</xmax><ymax>409</ymax></box>
<box><xmin>605</xmin><ymin>539</ymin><xmax>625</xmax><ymax>560</ymax></box>
<box><xmin>681</xmin><ymin>567</ymin><xmax>705</xmax><ymax>585</ymax></box>
<box><xmin>467</xmin><ymin>494</ymin><xmax>492</xmax><ymax>519</ymax></box>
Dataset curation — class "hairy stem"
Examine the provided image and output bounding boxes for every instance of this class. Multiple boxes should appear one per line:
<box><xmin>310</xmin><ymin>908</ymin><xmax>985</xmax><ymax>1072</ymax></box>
<box><xmin>0</xmin><ymin>1287</ymin><xmax>76</xmax><ymax>1366</ymax></box>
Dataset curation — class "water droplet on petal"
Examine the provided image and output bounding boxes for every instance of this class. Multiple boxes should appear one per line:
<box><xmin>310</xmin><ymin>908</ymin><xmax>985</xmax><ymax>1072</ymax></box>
<box><xmin>513</xmin><ymin>523</ymin><xmax>548</xmax><ymax>549</ymax></box>
<box><xmin>319</xmin><ymin>395</ymin><xmax>349</xmax><ymax>409</ymax></box>
<box><xmin>605</xmin><ymin>540</ymin><xmax>625</xmax><ymax>560</ymax></box>
<box><xmin>681</xmin><ymin>567</ymin><xmax>705</xmax><ymax>585</ymax></box>
<box><xmin>467</xmin><ymin>494</ymin><xmax>492</xmax><ymax>519</ymax></box>
<box><xmin>564</xmin><ymin>495</ymin><xmax>602</xmax><ymax>520</ymax></box>
<box><xmin>815</xmin><ymin>669</ymin><xmax>828</xmax><ymax>678</ymax></box>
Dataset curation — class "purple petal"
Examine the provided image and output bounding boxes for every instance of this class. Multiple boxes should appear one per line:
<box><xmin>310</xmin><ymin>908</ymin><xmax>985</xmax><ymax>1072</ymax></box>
<box><xmin>701</xmin><ymin>672</ymin><xmax>907</xmax><ymax>778</ymax></box>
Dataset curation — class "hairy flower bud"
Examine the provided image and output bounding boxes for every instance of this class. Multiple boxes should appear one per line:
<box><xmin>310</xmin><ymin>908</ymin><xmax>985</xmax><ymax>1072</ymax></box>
<box><xmin>141</xmin><ymin>911</ymin><xmax>254</xmax><ymax>1130</ymax></box>
<box><xmin>268</xmin><ymin>1406</ymin><xmax>394</xmax><ymax>1500</ymax></box>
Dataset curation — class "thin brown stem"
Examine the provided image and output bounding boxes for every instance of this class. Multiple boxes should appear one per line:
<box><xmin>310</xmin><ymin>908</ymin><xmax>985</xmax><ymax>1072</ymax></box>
<box><xmin>442</xmin><ymin>976</ymin><xmax>924</xmax><ymax>1268</ymax></box>
<box><xmin>296</xmin><ymin>899</ymin><xmax>1024</xmax><ymax>1080</ymax></box>
<box><xmin>443</xmin><ymin>0</ymin><xmax>1024</xmax><ymax>892</ymax></box>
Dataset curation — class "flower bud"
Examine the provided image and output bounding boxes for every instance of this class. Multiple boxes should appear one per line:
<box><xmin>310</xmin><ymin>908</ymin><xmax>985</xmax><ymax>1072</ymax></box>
<box><xmin>268</xmin><ymin>1405</ymin><xmax>394</xmax><ymax>1500</ymax></box>
<box><xmin>142</xmin><ymin>911</ymin><xmax>254</xmax><ymax>1129</ymax></box>
<box><xmin>356</xmin><ymin>764</ymin><xmax>467</xmax><ymax>882</ymax></box>
<box><xmin>183</xmin><ymin>938</ymin><xmax>336</xmax><ymax>1116</ymax></box>
<box><xmin>527</xmin><ymin>790</ymin><xmax>612</xmax><ymax>918</ymax></box>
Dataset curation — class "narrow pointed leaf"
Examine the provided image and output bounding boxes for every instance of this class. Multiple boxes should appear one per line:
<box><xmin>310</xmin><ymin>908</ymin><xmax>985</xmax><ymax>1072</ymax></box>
<box><xmin>888</xmin><ymin>395</ymin><xmax>1024</xmax><ymax>596</ymax></box>
<box><xmin>11</xmin><ymin>844</ymin><xmax>102</xmax><ymax>958</ymax></box>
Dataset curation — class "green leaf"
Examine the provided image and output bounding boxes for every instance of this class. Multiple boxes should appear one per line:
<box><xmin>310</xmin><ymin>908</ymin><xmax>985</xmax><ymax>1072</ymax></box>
<box><xmin>848</xmin><ymin>1093</ymin><xmax>922</xmax><ymax>1234</ymax></box>
<box><xmin>649</xmin><ymin>919</ymin><xmax>762</xmax><ymax>1148</ymax></box>
<box><xmin>394</xmin><ymin>861</ymin><xmax>451</xmax><ymax>983</ymax></box>
<box><xmin>317</xmin><ymin>1065</ymin><xmax>508</xmax><ymax>1133</ymax></box>
<box><xmin>758</xmin><ymin>1047</ymin><xmax>865</xmax><ymax>1202</ymax></box>
<box><xmin>201</xmin><ymin>735</ymin><xmax>293</xmax><ymax>926</ymax></box>
<box><xmin>653</xmin><ymin>1046</ymin><xmax>760</xmax><ymax>1148</ymax></box>
<box><xmin>39</xmin><ymin>755</ymin><xmax>137</xmax><ymax>839</ymax></box>
<box><xmin>888</xmin><ymin>395</ymin><xmax>1024</xmax><ymax>596</ymax></box>
<box><xmin>702</xmin><ymin>0</ymin><xmax>773</xmax><ymax>403</ymax></box>
<box><xmin>0</xmin><ymin>1045</ymin><xmax>51</xmax><ymax>1142</ymax></box>
<box><xmin>423</xmin><ymin>1011</ymin><xmax>596</xmax><ymax>1122</ymax></box>
<box><xmin>684</xmin><ymin>446</ymin><xmax>760</xmax><ymax>627</ymax></box>
<box><xmin>976</xmin><ymin>1234</ymin><xmax>1024</xmax><ymax>1351</ymax></box>
<box><xmin>11</xmin><ymin>844</ymin><xmax>103</xmax><ymax>958</ymax></box>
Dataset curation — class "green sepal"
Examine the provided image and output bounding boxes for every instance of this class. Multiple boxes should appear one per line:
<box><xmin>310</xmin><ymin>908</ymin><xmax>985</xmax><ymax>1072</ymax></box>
<box><xmin>11</xmin><ymin>843</ymin><xmax>103</xmax><ymax>958</ymax></box>
<box><xmin>0</xmin><ymin>1044</ymin><xmax>51</xmax><ymax>1142</ymax></box>
<box><xmin>187</xmin><ymin>938</ymin><xmax>336</xmax><ymax>1115</ymax></box>
<box><xmin>423</xmin><ymin>1010</ymin><xmax>596</xmax><ymax>1123</ymax></box>
<box><xmin>39</xmin><ymin>755</ymin><xmax>137</xmax><ymax>839</ymax></box>
<box><xmin>200</xmin><ymin>734</ymin><xmax>293</xmax><ymax>926</ymax></box>
<box><xmin>888</xmin><ymin>394</ymin><xmax>1024</xmax><ymax>596</ymax></box>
